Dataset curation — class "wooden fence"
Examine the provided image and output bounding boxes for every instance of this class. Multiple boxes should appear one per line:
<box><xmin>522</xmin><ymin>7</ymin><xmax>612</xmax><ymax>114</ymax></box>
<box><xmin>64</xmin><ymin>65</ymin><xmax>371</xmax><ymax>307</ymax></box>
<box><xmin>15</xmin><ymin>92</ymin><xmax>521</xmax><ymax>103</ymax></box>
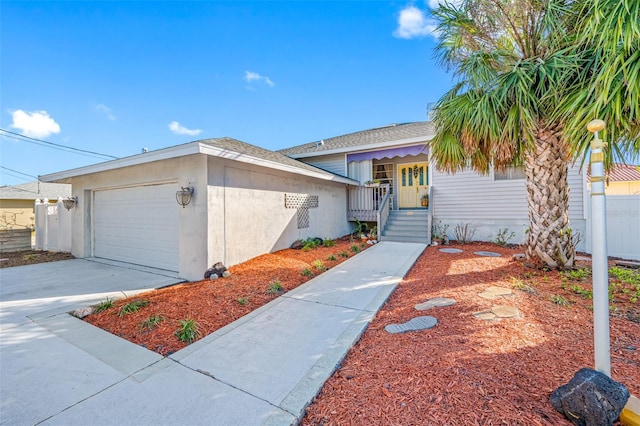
<box><xmin>0</xmin><ymin>229</ymin><xmax>32</xmax><ymax>252</ymax></box>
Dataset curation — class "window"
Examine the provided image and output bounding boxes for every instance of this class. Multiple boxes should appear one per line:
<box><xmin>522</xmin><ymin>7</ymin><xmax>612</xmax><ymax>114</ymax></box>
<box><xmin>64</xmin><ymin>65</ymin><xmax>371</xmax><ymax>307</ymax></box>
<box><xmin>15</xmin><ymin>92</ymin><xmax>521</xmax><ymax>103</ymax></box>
<box><xmin>373</xmin><ymin>163</ymin><xmax>394</xmax><ymax>190</ymax></box>
<box><xmin>494</xmin><ymin>165</ymin><xmax>525</xmax><ymax>181</ymax></box>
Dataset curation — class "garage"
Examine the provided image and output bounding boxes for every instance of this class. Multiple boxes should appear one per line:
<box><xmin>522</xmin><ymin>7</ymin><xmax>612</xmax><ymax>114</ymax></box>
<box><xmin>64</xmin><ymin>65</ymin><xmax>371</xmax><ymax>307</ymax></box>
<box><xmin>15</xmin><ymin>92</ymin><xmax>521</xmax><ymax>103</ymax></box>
<box><xmin>93</xmin><ymin>183</ymin><xmax>179</xmax><ymax>271</ymax></box>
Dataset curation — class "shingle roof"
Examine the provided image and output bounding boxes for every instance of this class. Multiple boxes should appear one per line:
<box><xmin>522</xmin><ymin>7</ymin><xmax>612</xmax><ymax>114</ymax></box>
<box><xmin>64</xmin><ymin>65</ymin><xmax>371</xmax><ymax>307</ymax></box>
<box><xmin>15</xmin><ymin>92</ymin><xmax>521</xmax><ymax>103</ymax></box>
<box><xmin>278</xmin><ymin>121</ymin><xmax>434</xmax><ymax>157</ymax></box>
<box><xmin>0</xmin><ymin>181</ymin><xmax>71</xmax><ymax>200</ymax></box>
<box><xmin>198</xmin><ymin>137</ymin><xmax>348</xmax><ymax>176</ymax></box>
<box><xmin>587</xmin><ymin>163</ymin><xmax>640</xmax><ymax>182</ymax></box>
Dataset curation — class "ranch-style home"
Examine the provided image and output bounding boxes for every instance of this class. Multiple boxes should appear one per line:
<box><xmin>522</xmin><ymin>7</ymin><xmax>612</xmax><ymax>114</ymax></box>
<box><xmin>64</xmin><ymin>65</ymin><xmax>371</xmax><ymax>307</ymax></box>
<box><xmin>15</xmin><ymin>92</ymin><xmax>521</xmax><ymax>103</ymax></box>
<box><xmin>41</xmin><ymin>121</ymin><xmax>601</xmax><ymax>280</ymax></box>
<box><xmin>41</xmin><ymin>138</ymin><xmax>357</xmax><ymax>281</ymax></box>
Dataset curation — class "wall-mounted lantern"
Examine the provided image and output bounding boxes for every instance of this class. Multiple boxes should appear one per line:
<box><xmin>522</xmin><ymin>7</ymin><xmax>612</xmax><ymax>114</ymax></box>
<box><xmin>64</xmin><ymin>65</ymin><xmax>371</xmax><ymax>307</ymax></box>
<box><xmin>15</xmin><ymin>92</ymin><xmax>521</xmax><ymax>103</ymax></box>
<box><xmin>176</xmin><ymin>186</ymin><xmax>194</xmax><ymax>208</ymax></box>
<box><xmin>62</xmin><ymin>196</ymin><xmax>78</xmax><ymax>210</ymax></box>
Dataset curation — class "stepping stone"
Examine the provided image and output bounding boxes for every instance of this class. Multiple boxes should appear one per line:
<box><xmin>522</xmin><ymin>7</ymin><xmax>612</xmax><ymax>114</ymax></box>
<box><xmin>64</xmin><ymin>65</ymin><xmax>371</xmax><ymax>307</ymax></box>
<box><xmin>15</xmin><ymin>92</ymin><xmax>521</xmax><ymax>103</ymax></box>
<box><xmin>385</xmin><ymin>316</ymin><xmax>437</xmax><ymax>334</ymax></box>
<box><xmin>474</xmin><ymin>251</ymin><xmax>501</xmax><ymax>257</ymax></box>
<box><xmin>439</xmin><ymin>248</ymin><xmax>463</xmax><ymax>254</ymax></box>
<box><xmin>478</xmin><ymin>286</ymin><xmax>513</xmax><ymax>300</ymax></box>
<box><xmin>473</xmin><ymin>310</ymin><xmax>497</xmax><ymax>320</ymax></box>
<box><xmin>491</xmin><ymin>305</ymin><xmax>520</xmax><ymax>318</ymax></box>
<box><xmin>415</xmin><ymin>297</ymin><xmax>456</xmax><ymax>311</ymax></box>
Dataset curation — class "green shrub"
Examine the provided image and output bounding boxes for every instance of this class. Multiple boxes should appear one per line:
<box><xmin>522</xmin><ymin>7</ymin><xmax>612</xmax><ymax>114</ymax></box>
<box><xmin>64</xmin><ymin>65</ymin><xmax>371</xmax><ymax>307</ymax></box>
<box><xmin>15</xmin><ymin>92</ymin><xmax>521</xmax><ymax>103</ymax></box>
<box><xmin>139</xmin><ymin>315</ymin><xmax>163</xmax><ymax>331</ymax></box>
<box><xmin>94</xmin><ymin>298</ymin><xmax>114</xmax><ymax>314</ymax></box>
<box><xmin>267</xmin><ymin>280</ymin><xmax>284</xmax><ymax>294</ymax></box>
<box><xmin>175</xmin><ymin>319</ymin><xmax>200</xmax><ymax>343</ymax></box>
<box><xmin>301</xmin><ymin>268</ymin><xmax>314</xmax><ymax>277</ymax></box>
<box><xmin>119</xmin><ymin>299</ymin><xmax>149</xmax><ymax>316</ymax></box>
<box><xmin>312</xmin><ymin>260</ymin><xmax>326</xmax><ymax>271</ymax></box>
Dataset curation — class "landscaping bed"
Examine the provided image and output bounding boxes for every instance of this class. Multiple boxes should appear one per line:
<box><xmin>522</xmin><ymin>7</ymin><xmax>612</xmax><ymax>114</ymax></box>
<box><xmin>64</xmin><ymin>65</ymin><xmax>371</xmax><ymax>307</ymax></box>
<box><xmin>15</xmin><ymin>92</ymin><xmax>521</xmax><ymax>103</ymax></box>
<box><xmin>0</xmin><ymin>249</ymin><xmax>74</xmax><ymax>268</ymax></box>
<box><xmin>302</xmin><ymin>242</ymin><xmax>639</xmax><ymax>425</ymax></box>
<box><xmin>84</xmin><ymin>237</ymin><xmax>370</xmax><ymax>356</ymax></box>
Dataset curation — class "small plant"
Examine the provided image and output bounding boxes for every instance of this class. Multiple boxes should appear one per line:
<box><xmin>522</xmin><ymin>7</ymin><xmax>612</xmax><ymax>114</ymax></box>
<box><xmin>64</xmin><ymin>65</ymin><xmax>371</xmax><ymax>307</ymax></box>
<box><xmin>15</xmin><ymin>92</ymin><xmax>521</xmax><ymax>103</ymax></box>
<box><xmin>119</xmin><ymin>299</ymin><xmax>149</xmax><ymax>316</ymax></box>
<box><xmin>609</xmin><ymin>267</ymin><xmax>640</xmax><ymax>285</ymax></box>
<box><xmin>94</xmin><ymin>298</ymin><xmax>114</xmax><ymax>314</ymax></box>
<box><xmin>237</xmin><ymin>297</ymin><xmax>248</xmax><ymax>305</ymax></box>
<box><xmin>351</xmin><ymin>218</ymin><xmax>368</xmax><ymax>240</ymax></box>
<box><xmin>350</xmin><ymin>244</ymin><xmax>360</xmax><ymax>253</ymax></box>
<box><xmin>511</xmin><ymin>277</ymin><xmax>537</xmax><ymax>294</ymax></box>
<box><xmin>493</xmin><ymin>228</ymin><xmax>516</xmax><ymax>246</ymax></box>
<box><xmin>322</xmin><ymin>238</ymin><xmax>336</xmax><ymax>247</ymax></box>
<box><xmin>561</xmin><ymin>268</ymin><xmax>591</xmax><ymax>281</ymax></box>
<box><xmin>570</xmin><ymin>285</ymin><xmax>593</xmax><ymax>299</ymax></box>
<box><xmin>301</xmin><ymin>268</ymin><xmax>314</xmax><ymax>277</ymax></box>
<box><xmin>327</xmin><ymin>254</ymin><xmax>337</xmax><ymax>261</ymax></box>
<box><xmin>453</xmin><ymin>223</ymin><xmax>475</xmax><ymax>244</ymax></box>
<box><xmin>302</xmin><ymin>237</ymin><xmax>320</xmax><ymax>251</ymax></box>
<box><xmin>267</xmin><ymin>280</ymin><xmax>285</xmax><ymax>293</ymax></box>
<box><xmin>432</xmin><ymin>220</ymin><xmax>449</xmax><ymax>241</ymax></box>
<box><xmin>312</xmin><ymin>260</ymin><xmax>326</xmax><ymax>271</ymax></box>
<box><xmin>338</xmin><ymin>250</ymin><xmax>349</xmax><ymax>258</ymax></box>
<box><xmin>22</xmin><ymin>254</ymin><xmax>39</xmax><ymax>261</ymax></box>
<box><xmin>139</xmin><ymin>315</ymin><xmax>163</xmax><ymax>331</ymax></box>
<box><xmin>551</xmin><ymin>294</ymin><xmax>570</xmax><ymax>306</ymax></box>
<box><xmin>175</xmin><ymin>319</ymin><xmax>200</xmax><ymax>343</ymax></box>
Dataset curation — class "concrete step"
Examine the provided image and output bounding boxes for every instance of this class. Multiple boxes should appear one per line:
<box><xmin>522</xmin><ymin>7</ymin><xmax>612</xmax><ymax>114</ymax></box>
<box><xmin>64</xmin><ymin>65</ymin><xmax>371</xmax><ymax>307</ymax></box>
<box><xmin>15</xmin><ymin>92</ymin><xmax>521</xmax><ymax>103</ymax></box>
<box><xmin>380</xmin><ymin>235</ymin><xmax>431</xmax><ymax>244</ymax></box>
<box><xmin>384</xmin><ymin>224</ymin><xmax>429</xmax><ymax>233</ymax></box>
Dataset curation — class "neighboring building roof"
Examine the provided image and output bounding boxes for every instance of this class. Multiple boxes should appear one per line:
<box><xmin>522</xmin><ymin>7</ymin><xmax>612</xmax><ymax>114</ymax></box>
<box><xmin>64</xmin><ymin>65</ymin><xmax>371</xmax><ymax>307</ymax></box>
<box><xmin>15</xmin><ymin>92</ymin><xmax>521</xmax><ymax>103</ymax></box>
<box><xmin>587</xmin><ymin>163</ymin><xmax>640</xmax><ymax>182</ymax></box>
<box><xmin>40</xmin><ymin>137</ymin><xmax>358</xmax><ymax>185</ymax></box>
<box><xmin>278</xmin><ymin>121</ymin><xmax>434</xmax><ymax>158</ymax></box>
<box><xmin>0</xmin><ymin>181</ymin><xmax>71</xmax><ymax>201</ymax></box>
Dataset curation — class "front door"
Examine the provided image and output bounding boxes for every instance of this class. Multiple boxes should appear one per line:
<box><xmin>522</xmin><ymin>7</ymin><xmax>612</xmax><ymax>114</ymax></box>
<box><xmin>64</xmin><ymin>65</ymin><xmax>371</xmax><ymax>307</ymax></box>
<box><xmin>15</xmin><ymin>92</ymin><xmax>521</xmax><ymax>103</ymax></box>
<box><xmin>398</xmin><ymin>163</ymin><xmax>428</xmax><ymax>208</ymax></box>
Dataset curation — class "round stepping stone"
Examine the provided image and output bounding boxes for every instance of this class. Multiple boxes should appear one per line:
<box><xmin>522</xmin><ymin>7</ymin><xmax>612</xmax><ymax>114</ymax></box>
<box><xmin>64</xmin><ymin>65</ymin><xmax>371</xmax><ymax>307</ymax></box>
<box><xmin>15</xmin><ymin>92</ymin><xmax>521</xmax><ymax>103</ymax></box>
<box><xmin>385</xmin><ymin>316</ymin><xmax>437</xmax><ymax>334</ymax></box>
<box><xmin>415</xmin><ymin>297</ymin><xmax>456</xmax><ymax>311</ymax></box>
<box><xmin>478</xmin><ymin>286</ymin><xmax>513</xmax><ymax>299</ymax></box>
<box><xmin>491</xmin><ymin>305</ymin><xmax>520</xmax><ymax>318</ymax></box>
<box><xmin>439</xmin><ymin>248</ymin><xmax>463</xmax><ymax>253</ymax></box>
<box><xmin>473</xmin><ymin>310</ymin><xmax>496</xmax><ymax>320</ymax></box>
<box><xmin>474</xmin><ymin>251</ymin><xmax>501</xmax><ymax>257</ymax></box>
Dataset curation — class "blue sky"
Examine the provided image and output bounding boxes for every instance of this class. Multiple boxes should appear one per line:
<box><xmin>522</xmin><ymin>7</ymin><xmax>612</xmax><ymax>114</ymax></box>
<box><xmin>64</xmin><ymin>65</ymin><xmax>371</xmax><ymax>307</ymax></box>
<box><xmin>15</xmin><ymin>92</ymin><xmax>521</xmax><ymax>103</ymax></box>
<box><xmin>0</xmin><ymin>1</ymin><xmax>450</xmax><ymax>186</ymax></box>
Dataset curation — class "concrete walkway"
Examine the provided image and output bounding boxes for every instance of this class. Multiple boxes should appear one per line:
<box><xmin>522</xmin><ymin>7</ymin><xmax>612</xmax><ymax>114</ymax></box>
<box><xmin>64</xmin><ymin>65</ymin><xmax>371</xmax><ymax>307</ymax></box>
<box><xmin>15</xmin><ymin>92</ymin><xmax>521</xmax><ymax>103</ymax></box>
<box><xmin>0</xmin><ymin>242</ymin><xmax>426</xmax><ymax>425</ymax></box>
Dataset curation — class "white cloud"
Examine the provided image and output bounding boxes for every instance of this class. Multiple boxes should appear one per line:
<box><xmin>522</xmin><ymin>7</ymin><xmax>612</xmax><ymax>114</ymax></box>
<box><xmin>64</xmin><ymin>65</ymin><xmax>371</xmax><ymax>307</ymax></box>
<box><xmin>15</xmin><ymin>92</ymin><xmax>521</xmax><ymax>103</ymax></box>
<box><xmin>10</xmin><ymin>110</ymin><xmax>61</xmax><ymax>138</ymax></box>
<box><xmin>244</xmin><ymin>71</ymin><xmax>274</xmax><ymax>87</ymax></box>
<box><xmin>168</xmin><ymin>121</ymin><xmax>202</xmax><ymax>136</ymax></box>
<box><xmin>393</xmin><ymin>5</ymin><xmax>438</xmax><ymax>39</ymax></box>
<box><xmin>94</xmin><ymin>103</ymin><xmax>117</xmax><ymax>121</ymax></box>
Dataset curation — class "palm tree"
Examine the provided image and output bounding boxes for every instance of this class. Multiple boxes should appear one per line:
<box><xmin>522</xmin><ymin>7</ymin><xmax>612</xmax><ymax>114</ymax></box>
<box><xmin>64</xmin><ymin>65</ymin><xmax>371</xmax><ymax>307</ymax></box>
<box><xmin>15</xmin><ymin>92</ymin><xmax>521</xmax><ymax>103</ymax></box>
<box><xmin>429</xmin><ymin>0</ymin><xmax>639</xmax><ymax>269</ymax></box>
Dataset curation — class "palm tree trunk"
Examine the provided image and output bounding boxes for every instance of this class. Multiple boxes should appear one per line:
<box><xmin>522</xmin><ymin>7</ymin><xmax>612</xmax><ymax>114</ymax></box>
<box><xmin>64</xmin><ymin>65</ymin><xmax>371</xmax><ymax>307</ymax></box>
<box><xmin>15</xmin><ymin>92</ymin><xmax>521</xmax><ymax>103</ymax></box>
<box><xmin>524</xmin><ymin>124</ymin><xmax>575</xmax><ymax>269</ymax></box>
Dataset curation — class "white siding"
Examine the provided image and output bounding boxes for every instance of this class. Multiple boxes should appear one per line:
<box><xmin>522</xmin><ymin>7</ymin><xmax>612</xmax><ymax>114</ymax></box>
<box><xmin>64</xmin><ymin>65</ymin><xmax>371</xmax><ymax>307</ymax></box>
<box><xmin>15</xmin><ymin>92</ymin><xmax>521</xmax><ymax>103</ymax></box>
<box><xmin>432</xmin><ymin>164</ymin><xmax>587</xmax><ymax>248</ymax></box>
<box><xmin>305</xmin><ymin>154</ymin><xmax>346</xmax><ymax>176</ymax></box>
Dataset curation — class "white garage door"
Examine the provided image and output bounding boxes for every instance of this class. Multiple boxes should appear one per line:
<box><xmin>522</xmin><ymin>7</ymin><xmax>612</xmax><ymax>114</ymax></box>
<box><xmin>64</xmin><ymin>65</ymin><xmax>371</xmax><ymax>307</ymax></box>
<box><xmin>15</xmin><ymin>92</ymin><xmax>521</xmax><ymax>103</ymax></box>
<box><xmin>94</xmin><ymin>184</ymin><xmax>179</xmax><ymax>271</ymax></box>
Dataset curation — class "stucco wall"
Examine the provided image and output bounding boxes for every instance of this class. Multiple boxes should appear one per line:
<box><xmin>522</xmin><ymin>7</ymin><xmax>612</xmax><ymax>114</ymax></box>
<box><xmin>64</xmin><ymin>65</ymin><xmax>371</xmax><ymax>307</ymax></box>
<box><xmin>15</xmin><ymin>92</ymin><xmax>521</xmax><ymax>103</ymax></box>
<box><xmin>66</xmin><ymin>154</ymin><xmax>208</xmax><ymax>281</ymax></box>
<box><xmin>207</xmin><ymin>157</ymin><xmax>351</xmax><ymax>268</ymax></box>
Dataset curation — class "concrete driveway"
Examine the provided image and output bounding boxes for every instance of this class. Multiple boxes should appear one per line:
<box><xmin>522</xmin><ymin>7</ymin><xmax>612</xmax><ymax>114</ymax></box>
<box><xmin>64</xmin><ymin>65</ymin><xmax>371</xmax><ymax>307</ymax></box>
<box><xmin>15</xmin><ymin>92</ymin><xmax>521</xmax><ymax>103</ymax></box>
<box><xmin>0</xmin><ymin>243</ymin><xmax>426</xmax><ymax>425</ymax></box>
<box><xmin>0</xmin><ymin>259</ymin><xmax>182</xmax><ymax>425</ymax></box>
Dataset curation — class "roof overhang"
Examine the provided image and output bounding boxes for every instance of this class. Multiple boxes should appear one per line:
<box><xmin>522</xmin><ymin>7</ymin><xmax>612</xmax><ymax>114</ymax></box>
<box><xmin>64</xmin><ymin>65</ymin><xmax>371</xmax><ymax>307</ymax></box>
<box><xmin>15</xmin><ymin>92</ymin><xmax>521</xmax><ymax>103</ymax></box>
<box><xmin>40</xmin><ymin>141</ymin><xmax>359</xmax><ymax>186</ymax></box>
<box><xmin>285</xmin><ymin>135</ymin><xmax>433</xmax><ymax>159</ymax></box>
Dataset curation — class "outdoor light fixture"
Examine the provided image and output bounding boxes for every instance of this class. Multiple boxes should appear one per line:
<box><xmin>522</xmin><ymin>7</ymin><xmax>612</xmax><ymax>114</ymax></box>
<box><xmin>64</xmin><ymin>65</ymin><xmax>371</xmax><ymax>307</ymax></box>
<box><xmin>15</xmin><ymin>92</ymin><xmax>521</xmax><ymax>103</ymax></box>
<box><xmin>62</xmin><ymin>196</ymin><xmax>78</xmax><ymax>210</ymax></box>
<box><xmin>413</xmin><ymin>165</ymin><xmax>419</xmax><ymax>179</ymax></box>
<box><xmin>176</xmin><ymin>186</ymin><xmax>194</xmax><ymax>208</ymax></box>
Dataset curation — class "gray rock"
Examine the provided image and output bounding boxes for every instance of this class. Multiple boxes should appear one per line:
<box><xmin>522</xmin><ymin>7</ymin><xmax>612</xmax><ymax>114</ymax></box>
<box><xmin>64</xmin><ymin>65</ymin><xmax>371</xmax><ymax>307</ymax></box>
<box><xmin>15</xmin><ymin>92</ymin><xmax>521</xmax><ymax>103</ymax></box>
<box><xmin>222</xmin><ymin>271</ymin><xmax>231</xmax><ymax>278</ymax></box>
<box><xmin>72</xmin><ymin>307</ymin><xmax>94</xmax><ymax>318</ymax></box>
<box><xmin>290</xmin><ymin>240</ymin><xmax>304</xmax><ymax>250</ymax></box>
<box><xmin>204</xmin><ymin>262</ymin><xmax>227</xmax><ymax>279</ymax></box>
<box><xmin>550</xmin><ymin>368</ymin><xmax>630</xmax><ymax>426</ymax></box>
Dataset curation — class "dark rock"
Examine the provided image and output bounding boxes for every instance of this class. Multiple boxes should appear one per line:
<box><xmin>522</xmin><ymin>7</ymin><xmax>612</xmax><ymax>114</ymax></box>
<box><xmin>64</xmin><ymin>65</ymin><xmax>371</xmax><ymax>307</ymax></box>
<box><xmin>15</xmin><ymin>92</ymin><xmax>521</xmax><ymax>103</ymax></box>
<box><xmin>204</xmin><ymin>262</ymin><xmax>227</xmax><ymax>279</ymax></box>
<box><xmin>550</xmin><ymin>368</ymin><xmax>630</xmax><ymax>426</ymax></box>
<box><xmin>290</xmin><ymin>240</ymin><xmax>304</xmax><ymax>250</ymax></box>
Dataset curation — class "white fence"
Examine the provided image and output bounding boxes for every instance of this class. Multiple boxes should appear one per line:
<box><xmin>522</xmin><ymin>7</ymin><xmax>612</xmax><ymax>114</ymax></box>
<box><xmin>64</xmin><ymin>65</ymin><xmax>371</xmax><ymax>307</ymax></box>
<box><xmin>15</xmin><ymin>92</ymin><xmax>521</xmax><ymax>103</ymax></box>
<box><xmin>34</xmin><ymin>198</ymin><xmax>72</xmax><ymax>253</ymax></box>
<box><xmin>585</xmin><ymin>195</ymin><xmax>640</xmax><ymax>260</ymax></box>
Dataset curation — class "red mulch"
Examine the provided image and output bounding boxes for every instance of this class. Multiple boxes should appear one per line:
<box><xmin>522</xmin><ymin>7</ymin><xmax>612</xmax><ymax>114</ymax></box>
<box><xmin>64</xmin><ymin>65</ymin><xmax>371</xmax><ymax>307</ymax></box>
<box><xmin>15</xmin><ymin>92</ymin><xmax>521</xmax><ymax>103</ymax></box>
<box><xmin>301</xmin><ymin>242</ymin><xmax>639</xmax><ymax>425</ymax></box>
<box><xmin>84</xmin><ymin>239</ymin><xmax>639</xmax><ymax>424</ymax></box>
<box><xmin>85</xmin><ymin>237</ymin><xmax>369</xmax><ymax>356</ymax></box>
